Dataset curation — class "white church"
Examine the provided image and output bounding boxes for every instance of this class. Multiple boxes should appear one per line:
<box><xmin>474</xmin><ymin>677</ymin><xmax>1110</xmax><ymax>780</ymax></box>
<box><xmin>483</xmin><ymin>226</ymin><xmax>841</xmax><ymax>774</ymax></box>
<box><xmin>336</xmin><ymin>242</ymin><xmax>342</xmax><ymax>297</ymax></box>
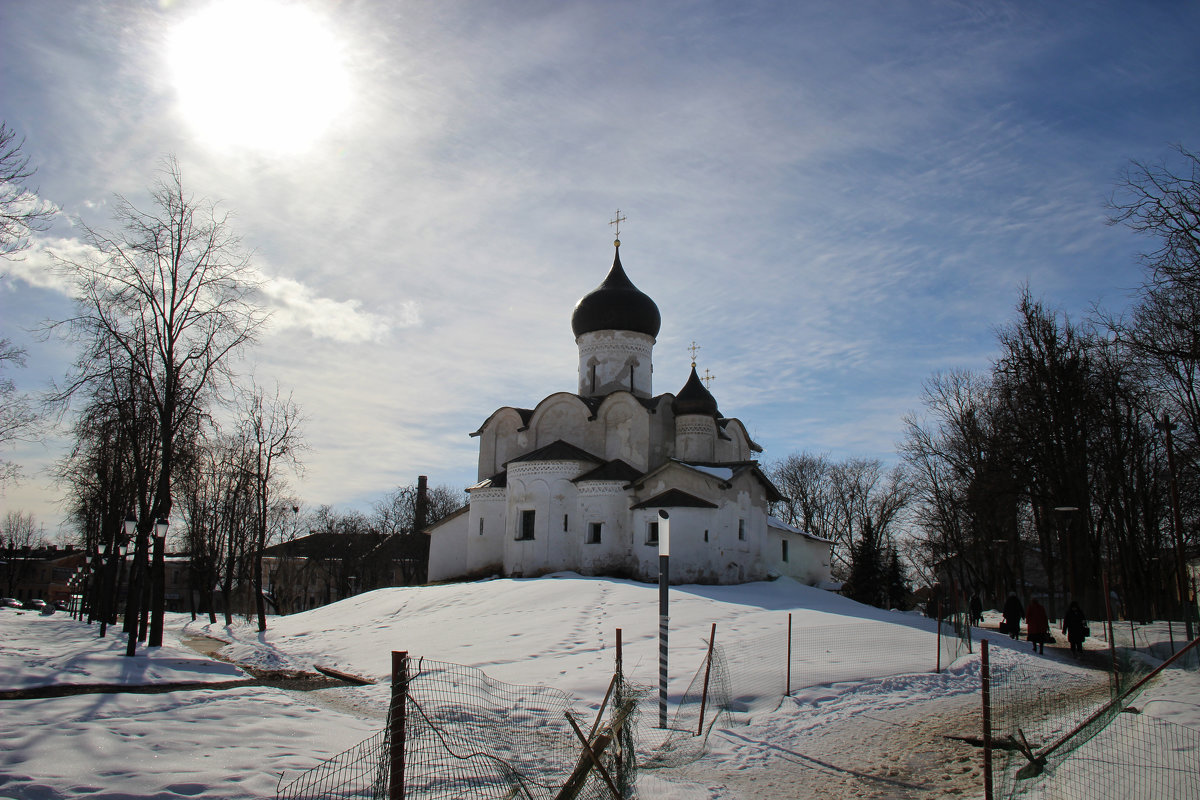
<box><xmin>426</xmin><ymin>235</ymin><xmax>832</xmax><ymax>586</ymax></box>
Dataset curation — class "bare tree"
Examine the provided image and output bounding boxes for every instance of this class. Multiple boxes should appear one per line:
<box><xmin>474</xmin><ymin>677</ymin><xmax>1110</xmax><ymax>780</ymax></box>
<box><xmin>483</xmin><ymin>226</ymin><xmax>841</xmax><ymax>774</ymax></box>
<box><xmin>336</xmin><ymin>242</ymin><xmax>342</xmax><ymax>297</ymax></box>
<box><xmin>1107</xmin><ymin>145</ymin><xmax>1200</xmax><ymax>476</ymax></box>
<box><xmin>0</xmin><ymin>338</ymin><xmax>39</xmax><ymax>489</ymax></box>
<box><xmin>1</xmin><ymin>510</ymin><xmax>44</xmax><ymax>595</ymax></box>
<box><xmin>373</xmin><ymin>480</ymin><xmax>464</xmax><ymax>585</ymax></box>
<box><xmin>236</xmin><ymin>382</ymin><xmax>305</xmax><ymax>631</ymax></box>
<box><xmin>0</xmin><ymin>122</ymin><xmax>56</xmax><ymax>259</ymax></box>
<box><xmin>48</xmin><ymin>157</ymin><xmax>265</xmax><ymax>651</ymax></box>
<box><xmin>767</xmin><ymin>452</ymin><xmax>834</xmax><ymax>538</ymax></box>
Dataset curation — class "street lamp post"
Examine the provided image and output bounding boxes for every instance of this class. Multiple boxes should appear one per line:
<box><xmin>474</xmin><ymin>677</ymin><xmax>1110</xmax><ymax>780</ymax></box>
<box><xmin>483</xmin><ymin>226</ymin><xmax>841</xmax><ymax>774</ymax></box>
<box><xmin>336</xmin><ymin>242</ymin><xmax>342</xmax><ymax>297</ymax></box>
<box><xmin>657</xmin><ymin>509</ymin><xmax>670</xmax><ymax>729</ymax></box>
<box><xmin>123</xmin><ymin>513</ymin><xmax>142</xmax><ymax>657</ymax></box>
<box><xmin>149</xmin><ymin>517</ymin><xmax>169</xmax><ymax>647</ymax></box>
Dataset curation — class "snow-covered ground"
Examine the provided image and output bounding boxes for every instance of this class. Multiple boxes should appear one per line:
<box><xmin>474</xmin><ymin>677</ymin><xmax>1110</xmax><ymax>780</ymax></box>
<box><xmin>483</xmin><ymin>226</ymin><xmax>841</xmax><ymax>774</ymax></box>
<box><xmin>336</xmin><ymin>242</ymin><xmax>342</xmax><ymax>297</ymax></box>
<box><xmin>1</xmin><ymin>575</ymin><xmax>1195</xmax><ymax>799</ymax></box>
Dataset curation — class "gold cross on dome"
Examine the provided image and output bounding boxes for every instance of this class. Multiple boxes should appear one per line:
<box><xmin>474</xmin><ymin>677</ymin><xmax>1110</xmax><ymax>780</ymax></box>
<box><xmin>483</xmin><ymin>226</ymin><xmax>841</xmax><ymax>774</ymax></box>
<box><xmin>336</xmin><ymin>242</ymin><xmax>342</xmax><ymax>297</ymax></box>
<box><xmin>688</xmin><ymin>340</ymin><xmax>701</xmax><ymax>367</ymax></box>
<box><xmin>609</xmin><ymin>209</ymin><xmax>627</xmax><ymax>243</ymax></box>
<box><xmin>702</xmin><ymin>368</ymin><xmax>716</xmax><ymax>388</ymax></box>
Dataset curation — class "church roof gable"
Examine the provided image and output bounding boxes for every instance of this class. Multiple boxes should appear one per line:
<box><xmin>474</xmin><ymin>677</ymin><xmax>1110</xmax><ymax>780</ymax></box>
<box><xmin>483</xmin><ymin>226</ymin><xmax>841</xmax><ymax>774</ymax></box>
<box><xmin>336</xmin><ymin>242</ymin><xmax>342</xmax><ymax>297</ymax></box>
<box><xmin>572</xmin><ymin>459</ymin><xmax>643</xmax><ymax>483</ymax></box>
<box><xmin>631</xmin><ymin>488</ymin><xmax>718</xmax><ymax>509</ymax></box>
<box><xmin>470</xmin><ymin>406</ymin><xmax>534</xmax><ymax>437</ymax></box>
<box><xmin>506</xmin><ymin>439</ymin><xmax>603</xmax><ymax>466</ymax></box>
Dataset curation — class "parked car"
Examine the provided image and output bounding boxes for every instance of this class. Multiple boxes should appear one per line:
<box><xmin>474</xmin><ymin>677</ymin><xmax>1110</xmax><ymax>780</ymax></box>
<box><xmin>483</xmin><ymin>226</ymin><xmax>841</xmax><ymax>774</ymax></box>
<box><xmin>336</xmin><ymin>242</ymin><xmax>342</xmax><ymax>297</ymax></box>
<box><xmin>23</xmin><ymin>599</ymin><xmax>47</xmax><ymax>611</ymax></box>
<box><xmin>0</xmin><ymin>598</ymin><xmax>22</xmax><ymax>608</ymax></box>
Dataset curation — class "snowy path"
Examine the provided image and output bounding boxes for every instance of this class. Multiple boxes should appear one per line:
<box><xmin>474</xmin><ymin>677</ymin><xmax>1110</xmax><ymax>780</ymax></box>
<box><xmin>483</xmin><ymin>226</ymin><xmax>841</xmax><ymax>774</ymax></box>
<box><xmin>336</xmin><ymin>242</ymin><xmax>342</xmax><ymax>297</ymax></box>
<box><xmin>646</xmin><ymin>668</ymin><xmax>985</xmax><ymax>799</ymax></box>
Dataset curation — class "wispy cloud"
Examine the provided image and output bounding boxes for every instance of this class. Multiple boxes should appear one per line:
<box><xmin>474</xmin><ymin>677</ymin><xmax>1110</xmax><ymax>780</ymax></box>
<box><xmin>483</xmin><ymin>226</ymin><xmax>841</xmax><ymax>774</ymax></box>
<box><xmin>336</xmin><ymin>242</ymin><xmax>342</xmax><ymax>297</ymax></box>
<box><xmin>256</xmin><ymin>271</ymin><xmax>411</xmax><ymax>343</ymax></box>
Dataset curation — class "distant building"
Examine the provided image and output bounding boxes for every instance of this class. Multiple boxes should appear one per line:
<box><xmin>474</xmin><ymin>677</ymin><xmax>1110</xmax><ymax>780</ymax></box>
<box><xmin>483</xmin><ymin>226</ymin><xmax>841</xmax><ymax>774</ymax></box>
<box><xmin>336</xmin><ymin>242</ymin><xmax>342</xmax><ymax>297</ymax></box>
<box><xmin>427</xmin><ymin>239</ymin><xmax>832</xmax><ymax>586</ymax></box>
<box><xmin>0</xmin><ymin>544</ymin><xmax>88</xmax><ymax>604</ymax></box>
<box><xmin>262</xmin><ymin>531</ymin><xmax>428</xmax><ymax>613</ymax></box>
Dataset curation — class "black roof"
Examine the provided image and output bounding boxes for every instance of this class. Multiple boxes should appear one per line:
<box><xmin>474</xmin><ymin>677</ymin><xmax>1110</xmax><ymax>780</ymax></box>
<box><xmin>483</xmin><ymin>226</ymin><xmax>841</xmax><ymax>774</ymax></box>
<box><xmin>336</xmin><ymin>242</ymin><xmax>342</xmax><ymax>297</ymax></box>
<box><xmin>573</xmin><ymin>459</ymin><xmax>644</xmax><ymax>483</ymax></box>
<box><xmin>671</xmin><ymin>364</ymin><xmax>720</xmax><ymax>417</ymax></box>
<box><xmin>631</xmin><ymin>489</ymin><xmax>719</xmax><ymax>509</ymax></box>
<box><xmin>506</xmin><ymin>439</ymin><xmax>603</xmax><ymax>466</ymax></box>
<box><xmin>571</xmin><ymin>246</ymin><xmax>661</xmax><ymax>338</ymax></box>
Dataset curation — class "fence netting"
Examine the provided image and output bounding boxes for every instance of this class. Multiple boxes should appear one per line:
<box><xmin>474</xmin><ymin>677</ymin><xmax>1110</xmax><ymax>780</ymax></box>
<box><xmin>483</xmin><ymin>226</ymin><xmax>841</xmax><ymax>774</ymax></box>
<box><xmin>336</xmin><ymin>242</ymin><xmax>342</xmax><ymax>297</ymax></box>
<box><xmin>989</xmin><ymin>635</ymin><xmax>1200</xmax><ymax>800</ymax></box>
<box><xmin>637</xmin><ymin>611</ymin><xmax>972</xmax><ymax>770</ymax></box>
<box><xmin>277</xmin><ymin>657</ymin><xmax>644</xmax><ymax>800</ymax></box>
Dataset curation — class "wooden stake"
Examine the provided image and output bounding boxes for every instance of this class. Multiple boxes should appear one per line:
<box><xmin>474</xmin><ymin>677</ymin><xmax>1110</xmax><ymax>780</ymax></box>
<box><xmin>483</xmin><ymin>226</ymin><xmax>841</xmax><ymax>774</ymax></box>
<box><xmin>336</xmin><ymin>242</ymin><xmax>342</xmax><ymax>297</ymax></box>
<box><xmin>697</xmin><ymin>622</ymin><xmax>716</xmax><ymax>736</ymax></box>
<box><xmin>389</xmin><ymin>651</ymin><xmax>408</xmax><ymax>800</ymax></box>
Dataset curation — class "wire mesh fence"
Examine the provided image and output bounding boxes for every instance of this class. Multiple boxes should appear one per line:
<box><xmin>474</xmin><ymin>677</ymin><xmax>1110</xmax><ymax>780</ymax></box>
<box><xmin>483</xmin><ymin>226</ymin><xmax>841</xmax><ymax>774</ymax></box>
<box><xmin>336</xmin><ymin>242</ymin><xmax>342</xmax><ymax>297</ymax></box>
<box><xmin>987</xmin><ymin>635</ymin><xmax>1200</xmax><ymax>800</ymax></box>
<box><xmin>277</xmin><ymin>655</ymin><xmax>643</xmax><ymax>800</ymax></box>
<box><xmin>274</xmin><ymin>610</ymin><xmax>1200</xmax><ymax>800</ymax></box>
<box><xmin>632</xmin><ymin>610</ymin><xmax>974</xmax><ymax>771</ymax></box>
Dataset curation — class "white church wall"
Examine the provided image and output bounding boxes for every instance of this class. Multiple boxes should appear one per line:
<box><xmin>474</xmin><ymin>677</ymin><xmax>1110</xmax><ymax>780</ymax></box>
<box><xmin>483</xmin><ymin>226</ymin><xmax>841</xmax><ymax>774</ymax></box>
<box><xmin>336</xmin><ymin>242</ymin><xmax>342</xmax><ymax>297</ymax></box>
<box><xmin>504</xmin><ymin>462</ymin><xmax>587</xmax><ymax>578</ymax></box>
<box><xmin>528</xmin><ymin>394</ymin><xmax>593</xmax><ymax>452</ymax></box>
<box><xmin>476</xmin><ymin>409</ymin><xmax>528</xmax><ymax>480</ymax></box>
<box><xmin>675</xmin><ymin>414</ymin><xmax>716</xmax><ymax>462</ymax></box>
<box><xmin>598</xmin><ymin>394</ymin><xmax>651</xmax><ymax>469</ymax></box>
<box><xmin>716</xmin><ymin>419</ymin><xmax>754</xmax><ymax>462</ymax></box>
<box><xmin>576</xmin><ymin>484</ymin><xmax>631</xmax><ymax>576</ymax></box>
<box><xmin>466</xmin><ymin>488</ymin><xmax>506</xmax><ymax>576</ymax></box>
<box><xmin>576</xmin><ymin>330</ymin><xmax>654</xmax><ymax>399</ymax></box>
<box><xmin>648</xmin><ymin>397</ymin><xmax>675</xmax><ymax>468</ymax></box>
<box><xmin>426</xmin><ymin>511</ymin><xmax>470</xmax><ymax>583</ymax></box>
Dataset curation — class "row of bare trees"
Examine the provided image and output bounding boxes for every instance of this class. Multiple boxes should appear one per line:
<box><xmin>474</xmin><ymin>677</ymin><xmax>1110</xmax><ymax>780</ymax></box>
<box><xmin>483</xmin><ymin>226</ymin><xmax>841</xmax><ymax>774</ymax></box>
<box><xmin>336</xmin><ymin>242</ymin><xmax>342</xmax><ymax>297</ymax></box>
<box><xmin>767</xmin><ymin>453</ymin><xmax>913</xmax><ymax>609</ymax></box>
<box><xmin>902</xmin><ymin>147</ymin><xmax>1200</xmax><ymax>624</ymax></box>
<box><xmin>40</xmin><ymin>159</ymin><xmax>308</xmax><ymax>642</ymax></box>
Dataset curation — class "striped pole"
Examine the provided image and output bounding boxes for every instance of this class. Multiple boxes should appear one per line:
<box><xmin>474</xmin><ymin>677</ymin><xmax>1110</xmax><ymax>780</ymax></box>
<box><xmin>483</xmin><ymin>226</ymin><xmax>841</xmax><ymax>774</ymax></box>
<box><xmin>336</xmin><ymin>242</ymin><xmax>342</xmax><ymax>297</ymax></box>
<box><xmin>658</xmin><ymin>510</ymin><xmax>671</xmax><ymax>729</ymax></box>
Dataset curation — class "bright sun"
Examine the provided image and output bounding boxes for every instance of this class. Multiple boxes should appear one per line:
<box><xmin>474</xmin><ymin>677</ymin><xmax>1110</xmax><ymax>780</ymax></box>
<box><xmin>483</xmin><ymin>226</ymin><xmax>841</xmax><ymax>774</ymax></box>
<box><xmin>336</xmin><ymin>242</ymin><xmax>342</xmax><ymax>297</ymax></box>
<box><xmin>167</xmin><ymin>0</ymin><xmax>351</xmax><ymax>154</ymax></box>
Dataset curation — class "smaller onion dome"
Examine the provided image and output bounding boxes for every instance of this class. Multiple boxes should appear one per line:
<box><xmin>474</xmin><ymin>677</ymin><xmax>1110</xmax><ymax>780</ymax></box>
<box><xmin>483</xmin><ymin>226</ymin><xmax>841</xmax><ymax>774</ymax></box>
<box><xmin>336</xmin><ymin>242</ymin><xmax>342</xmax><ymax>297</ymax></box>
<box><xmin>672</xmin><ymin>364</ymin><xmax>720</xmax><ymax>417</ymax></box>
<box><xmin>571</xmin><ymin>246</ymin><xmax>662</xmax><ymax>338</ymax></box>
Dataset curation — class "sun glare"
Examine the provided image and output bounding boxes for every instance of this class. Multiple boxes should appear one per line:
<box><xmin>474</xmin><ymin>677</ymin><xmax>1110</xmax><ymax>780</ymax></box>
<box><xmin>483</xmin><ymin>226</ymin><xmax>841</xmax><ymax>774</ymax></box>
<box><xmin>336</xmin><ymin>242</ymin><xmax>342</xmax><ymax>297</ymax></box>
<box><xmin>168</xmin><ymin>0</ymin><xmax>351</xmax><ymax>154</ymax></box>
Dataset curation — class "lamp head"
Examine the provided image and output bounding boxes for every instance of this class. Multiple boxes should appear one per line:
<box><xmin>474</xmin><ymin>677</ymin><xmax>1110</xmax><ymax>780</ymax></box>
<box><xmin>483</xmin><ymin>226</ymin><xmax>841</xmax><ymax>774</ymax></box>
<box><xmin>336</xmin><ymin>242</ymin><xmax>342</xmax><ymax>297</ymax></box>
<box><xmin>123</xmin><ymin>513</ymin><xmax>137</xmax><ymax>538</ymax></box>
<box><xmin>155</xmin><ymin>518</ymin><xmax>169</xmax><ymax>538</ymax></box>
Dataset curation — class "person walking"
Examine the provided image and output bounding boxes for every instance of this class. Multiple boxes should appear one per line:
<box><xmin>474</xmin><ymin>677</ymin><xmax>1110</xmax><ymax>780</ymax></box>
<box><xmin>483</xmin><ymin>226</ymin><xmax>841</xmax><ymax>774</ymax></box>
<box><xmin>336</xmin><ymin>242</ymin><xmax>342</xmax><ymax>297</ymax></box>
<box><xmin>1002</xmin><ymin>593</ymin><xmax>1024</xmax><ymax>640</ymax></box>
<box><xmin>969</xmin><ymin>593</ymin><xmax>983</xmax><ymax>626</ymax></box>
<box><xmin>1063</xmin><ymin>601</ymin><xmax>1088</xmax><ymax>655</ymax></box>
<box><xmin>1026</xmin><ymin>597</ymin><xmax>1049</xmax><ymax>654</ymax></box>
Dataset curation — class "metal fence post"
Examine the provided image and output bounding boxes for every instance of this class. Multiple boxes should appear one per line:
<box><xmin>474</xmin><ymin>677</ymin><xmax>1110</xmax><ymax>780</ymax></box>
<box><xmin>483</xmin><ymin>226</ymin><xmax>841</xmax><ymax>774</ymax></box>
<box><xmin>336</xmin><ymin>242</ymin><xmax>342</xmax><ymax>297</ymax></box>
<box><xmin>982</xmin><ymin>638</ymin><xmax>993</xmax><ymax>800</ymax></box>
<box><xmin>936</xmin><ymin>598</ymin><xmax>943</xmax><ymax>674</ymax></box>
<box><xmin>390</xmin><ymin>650</ymin><xmax>408</xmax><ymax>800</ymax></box>
<box><xmin>786</xmin><ymin>612</ymin><xmax>792</xmax><ymax>697</ymax></box>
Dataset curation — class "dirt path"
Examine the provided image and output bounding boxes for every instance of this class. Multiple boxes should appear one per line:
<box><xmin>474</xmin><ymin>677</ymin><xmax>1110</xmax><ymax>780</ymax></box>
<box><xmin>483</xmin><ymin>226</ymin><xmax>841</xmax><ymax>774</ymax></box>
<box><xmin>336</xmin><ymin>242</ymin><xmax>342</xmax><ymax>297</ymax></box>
<box><xmin>649</xmin><ymin>689</ymin><xmax>985</xmax><ymax>799</ymax></box>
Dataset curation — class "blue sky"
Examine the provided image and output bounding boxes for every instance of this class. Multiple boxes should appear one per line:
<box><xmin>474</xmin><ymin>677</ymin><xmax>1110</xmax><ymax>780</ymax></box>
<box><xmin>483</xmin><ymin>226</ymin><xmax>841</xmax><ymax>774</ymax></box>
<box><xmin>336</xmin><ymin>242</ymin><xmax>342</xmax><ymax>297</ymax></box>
<box><xmin>2</xmin><ymin>0</ymin><xmax>1198</xmax><ymax>535</ymax></box>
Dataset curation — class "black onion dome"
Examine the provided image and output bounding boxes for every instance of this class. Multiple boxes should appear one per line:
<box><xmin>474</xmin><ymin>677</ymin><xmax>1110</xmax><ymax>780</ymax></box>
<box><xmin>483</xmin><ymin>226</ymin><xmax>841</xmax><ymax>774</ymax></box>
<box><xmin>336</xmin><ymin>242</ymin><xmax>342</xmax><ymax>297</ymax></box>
<box><xmin>571</xmin><ymin>247</ymin><xmax>661</xmax><ymax>338</ymax></box>
<box><xmin>672</xmin><ymin>364</ymin><xmax>720</xmax><ymax>417</ymax></box>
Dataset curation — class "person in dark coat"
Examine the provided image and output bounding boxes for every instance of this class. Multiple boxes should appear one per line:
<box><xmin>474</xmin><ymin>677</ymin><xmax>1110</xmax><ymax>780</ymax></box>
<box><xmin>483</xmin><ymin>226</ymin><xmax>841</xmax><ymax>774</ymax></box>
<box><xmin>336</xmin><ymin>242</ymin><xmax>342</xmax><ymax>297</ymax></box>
<box><xmin>1025</xmin><ymin>597</ymin><xmax>1049</xmax><ymax>654</ymax></box>
<box><xmin>1063</xmin><ymin>601</ymin><xmax>1088</xmax><ymax>655</ymax></box>
<box><xmin>1002</xmin><ymin>593</ymin><xmax>1024</xmax><ymax>640</ymax></box>
<box><xmin>969</xmin><ymin>594</ymin><xmax>984</xmax><ymax>626</ymax></box>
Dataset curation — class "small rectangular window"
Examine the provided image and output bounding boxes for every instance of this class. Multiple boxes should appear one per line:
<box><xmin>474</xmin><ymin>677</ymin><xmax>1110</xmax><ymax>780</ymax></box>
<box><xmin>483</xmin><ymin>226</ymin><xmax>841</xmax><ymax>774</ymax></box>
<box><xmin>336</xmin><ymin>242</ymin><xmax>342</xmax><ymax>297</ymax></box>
<box><xmin>646</xmin><ymin>521</ymin><xmax>659</xmax><ymax>546</ymax></box>
<box><xmin>738</xmin><ymin>519</ymin><xmax>746</xmax><ymax>540</ymax></box>
<box><xmin>782</xmin><ymin>539</ymin><xmax>789</xmax><ymax>562</ymax></box>
<box><xmin>703</xmin><ymin>530</ymin><xmax>709</xmax><ymax>543</ymax></box>
<box><xmin>517</xmin><ymin>509</ymin><xmax>536</xmax><ymax>540</ymax></box>
<box><xmin>587</xmin><ymin>522</ymin><xmax>602</xmax><ymax>544</ymax></box>
<box><xmin>479</xmin><ymin>518</ymin><xmax>484</xmax><ymax>536</ymax></box>
<box><xmin>563</xmin><ymin>514</ymin><xmax>569</xmax><ymax>532</ymax></box>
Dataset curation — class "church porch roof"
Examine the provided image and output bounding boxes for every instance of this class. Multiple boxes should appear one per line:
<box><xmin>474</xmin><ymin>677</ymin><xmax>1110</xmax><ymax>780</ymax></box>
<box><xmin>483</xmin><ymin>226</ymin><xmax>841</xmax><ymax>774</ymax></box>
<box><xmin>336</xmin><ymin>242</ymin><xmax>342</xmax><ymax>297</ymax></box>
<box><xmin>631</xmin><ymin>489</ymin><xmax>719</xmax><ymax>510</ymax></box>
<box><xmin>505</xmin><ymin>439</ymin><xmax>603</xmax><ymax>466</ymax></box>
